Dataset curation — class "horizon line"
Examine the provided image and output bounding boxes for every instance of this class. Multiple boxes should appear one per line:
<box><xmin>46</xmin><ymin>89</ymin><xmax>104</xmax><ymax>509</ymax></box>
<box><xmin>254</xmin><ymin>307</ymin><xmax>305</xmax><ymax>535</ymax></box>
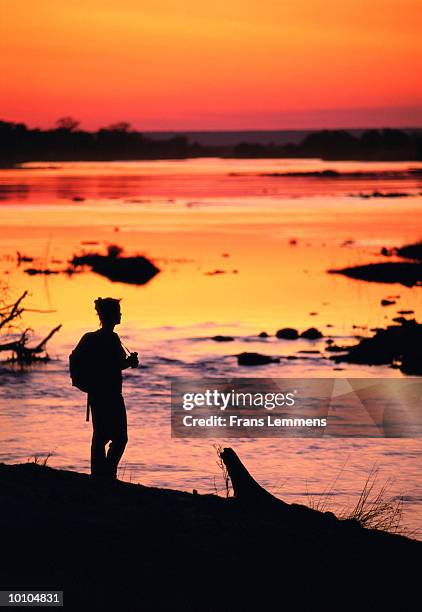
<box><xmin>2</xmin><ymin>118</ymin><xmax>422</xmax><ymax>134</ymax></box>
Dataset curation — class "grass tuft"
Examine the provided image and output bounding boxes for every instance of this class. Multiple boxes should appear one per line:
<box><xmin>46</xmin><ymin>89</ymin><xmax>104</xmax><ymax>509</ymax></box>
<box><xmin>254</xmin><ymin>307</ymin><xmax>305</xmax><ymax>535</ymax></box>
<box><xmin>340</xmin><ymin>466</ymin><xmax>405</xmax><ymax>534</ymax></box>
<box><xmin>305</xmin><ymin>464</ymin><xmax>413</xmax><ymax>536</ymax></box>
<box><xmin>27</xmin><ymin>452</ymin><xmax>52</xmax><ymax>467</ymax></box>
<box><xmin>213</xmin><ymin>444</ymin><xmax>232</xmax><ymax>498</ymax></box>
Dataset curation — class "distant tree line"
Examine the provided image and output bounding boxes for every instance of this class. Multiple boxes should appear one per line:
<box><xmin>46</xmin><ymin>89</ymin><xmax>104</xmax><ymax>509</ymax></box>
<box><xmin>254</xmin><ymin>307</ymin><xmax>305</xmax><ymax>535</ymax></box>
<box><xmin>0</xmin><ymin>117</ymin><xmax>421</xmax><ymax>164</ymax></box>
<box><xmin>0</xmin><ymin>117</ymin><xmax>204</xmax><ymax>164</ymax></box>
<box><xmin>234</xmin><ymin>129</ymin><xmax>422</xmax><ymax>161</ymax></box>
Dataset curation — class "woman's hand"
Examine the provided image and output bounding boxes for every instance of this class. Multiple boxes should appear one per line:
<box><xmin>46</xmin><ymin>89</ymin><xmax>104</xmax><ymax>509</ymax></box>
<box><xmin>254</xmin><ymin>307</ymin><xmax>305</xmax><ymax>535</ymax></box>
<box><xmin>127</xmin><ymin>352</ymin><xmax>139</xmax><ymax>368</ymax></box>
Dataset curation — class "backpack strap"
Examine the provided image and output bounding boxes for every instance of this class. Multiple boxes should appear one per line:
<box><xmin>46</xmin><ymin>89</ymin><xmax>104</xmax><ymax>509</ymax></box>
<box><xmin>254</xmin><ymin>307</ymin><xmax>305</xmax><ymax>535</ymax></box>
<box><xmin>86</xmin><ymin>396</ymin><xmax>90</xmax><ymax>422</ymax></box>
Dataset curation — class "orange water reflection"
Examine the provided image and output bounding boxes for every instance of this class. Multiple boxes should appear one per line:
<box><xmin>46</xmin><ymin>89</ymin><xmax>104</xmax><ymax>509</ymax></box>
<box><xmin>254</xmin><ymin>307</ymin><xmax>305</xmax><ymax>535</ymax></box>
<box><xmin>0</xmin><ymin>159</ymin><xmax>421</xmax><ymax>534</ymax></box>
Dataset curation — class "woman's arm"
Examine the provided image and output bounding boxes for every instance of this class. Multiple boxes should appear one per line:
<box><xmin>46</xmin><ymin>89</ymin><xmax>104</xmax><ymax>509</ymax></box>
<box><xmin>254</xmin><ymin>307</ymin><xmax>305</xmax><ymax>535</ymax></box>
<box><xmin>116</xmin><ymin>335</ymin><xmax>139</xmax><ymax>369</ymax></box>
<box><xmin>122</xmin><ymin>352</ymin><xmax>139</xmax><ymax>370</ymax></box>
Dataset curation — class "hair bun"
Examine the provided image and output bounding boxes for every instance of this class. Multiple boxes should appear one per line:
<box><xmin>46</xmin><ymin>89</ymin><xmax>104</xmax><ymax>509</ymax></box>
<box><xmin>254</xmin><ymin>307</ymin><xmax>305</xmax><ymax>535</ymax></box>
<box><xmin>94</xmin><ymin>297</ymin><xmax>120</xmax><ymax>319</ymax></box>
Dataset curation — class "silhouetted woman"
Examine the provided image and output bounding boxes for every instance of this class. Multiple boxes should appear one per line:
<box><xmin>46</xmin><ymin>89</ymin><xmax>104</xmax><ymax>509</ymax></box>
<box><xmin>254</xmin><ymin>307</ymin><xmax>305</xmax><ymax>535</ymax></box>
<box><xmin>73</xmin><ymin>298</ymin><xmax>139</xmax><ymax>480</ymax></box>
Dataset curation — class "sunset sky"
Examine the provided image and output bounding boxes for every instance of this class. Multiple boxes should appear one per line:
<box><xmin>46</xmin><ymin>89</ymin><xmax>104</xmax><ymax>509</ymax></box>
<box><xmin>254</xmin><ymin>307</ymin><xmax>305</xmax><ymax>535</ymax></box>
<box><xmin>0</xmin><ymin>0</ymin><xmax>421</xmax><ymax>130</ymax></box>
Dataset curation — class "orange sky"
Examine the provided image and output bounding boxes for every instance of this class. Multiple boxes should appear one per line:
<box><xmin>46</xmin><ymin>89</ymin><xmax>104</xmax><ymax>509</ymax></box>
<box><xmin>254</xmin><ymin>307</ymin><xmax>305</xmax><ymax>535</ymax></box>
<box><xmin>0</xmin><ymin>0</ymin><xmax>421</xmax><ymax>130</ymax></box>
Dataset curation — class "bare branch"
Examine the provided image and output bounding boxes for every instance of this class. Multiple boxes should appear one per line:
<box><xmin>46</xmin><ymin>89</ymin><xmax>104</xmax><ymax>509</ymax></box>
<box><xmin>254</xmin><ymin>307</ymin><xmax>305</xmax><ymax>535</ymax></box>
<box><xmin>1</xmin><ymin>289</ymin><xmax>61</xmax><ymax>363</ymax></box>
<box><xmin>33</xmin><ymin>325</ymin><xmax>62</xmax><ymax>352</ymax></box>
<box><xmin>0</xmin><ymin>291</ymin><xmax>28</xmax><ymax>329</ymax></box>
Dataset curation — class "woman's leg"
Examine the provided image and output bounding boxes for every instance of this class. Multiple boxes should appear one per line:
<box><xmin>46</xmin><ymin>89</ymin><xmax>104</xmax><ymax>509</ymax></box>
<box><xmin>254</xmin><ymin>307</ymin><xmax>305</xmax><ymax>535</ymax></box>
<box><xmin>90</xmin><ymin>395</ymin><xmax>111</xmax><ymax>478</ymax></box>
<box><xmin>91</xmin><ymin>431</ymin><xmax>109</xmax><ymax>477</ymax></box>
<box><xmin>107</xmin><ymin>395</ymin><xmax>128</xmax><ymax>479</ymax></box>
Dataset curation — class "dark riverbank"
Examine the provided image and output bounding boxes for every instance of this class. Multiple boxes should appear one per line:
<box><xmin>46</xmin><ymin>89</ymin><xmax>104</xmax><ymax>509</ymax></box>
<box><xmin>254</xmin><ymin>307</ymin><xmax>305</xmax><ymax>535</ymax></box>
<box><xmin>1</xmin><ymin>461</ymin><xmax>420</xmax><ymax>611</ymax></box>
<box><xmin>1</xmin><ymin>120</ymin><xmax>421</xmax><ymax>164</ymax></box>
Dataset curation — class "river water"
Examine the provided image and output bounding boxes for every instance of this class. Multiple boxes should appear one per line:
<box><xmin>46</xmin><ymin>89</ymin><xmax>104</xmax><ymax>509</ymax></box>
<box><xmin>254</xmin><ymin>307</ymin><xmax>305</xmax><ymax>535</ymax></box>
<box><xmin>0</xmin><ymin>158</ymin><xmax>421</xmax><ymax>534</ymax></box>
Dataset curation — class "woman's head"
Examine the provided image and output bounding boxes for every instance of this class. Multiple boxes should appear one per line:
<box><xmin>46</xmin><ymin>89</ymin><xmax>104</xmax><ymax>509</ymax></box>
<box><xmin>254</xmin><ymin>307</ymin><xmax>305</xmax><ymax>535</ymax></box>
<box><xmin>94</xmin><ymin>297</ymin><xmax>121</xmax><ymax>327</ymax></box>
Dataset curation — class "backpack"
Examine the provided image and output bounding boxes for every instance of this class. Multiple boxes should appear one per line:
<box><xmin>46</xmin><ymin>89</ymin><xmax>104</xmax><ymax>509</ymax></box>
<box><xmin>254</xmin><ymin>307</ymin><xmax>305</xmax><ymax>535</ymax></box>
<box><xmin>69</xmin><ymin>345</ymin><xmax>92</xmax><ymax>421</ymax></box>
<box><xmin>69</xmin><ymin>349</ymin><xmax>91</xmax><ymax>393</ymax></box>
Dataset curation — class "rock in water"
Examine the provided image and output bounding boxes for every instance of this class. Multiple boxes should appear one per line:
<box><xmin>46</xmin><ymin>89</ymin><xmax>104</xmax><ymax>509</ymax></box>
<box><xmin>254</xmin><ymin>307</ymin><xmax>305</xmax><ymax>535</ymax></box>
<box><xmin>331</xmin><ymin>318</ymin><xmax>422</xmax><ymax>373</ymax></box>
<box><xmin>71</xmin><ymin>252</ymin><xmax>160</xmax><ymax>285</ymax></box>
<box><xmin>300</xmin><ymin>327</ymin><xmax>323</xmax><ymax>339</ymax></box>
<box><xmin>276</xmin><ymin>328</ymin><xmax>299</xmax><ymax>340</ymax></box>
<box><xmin>237</xmin><ymin>352</ymin><xmax>280</xmax><ymax>366</ymax></box>
<box><xmin>328</xmin><ymin>263</ymin><xmax>422</xmax><ymax>287</ymax></box>
<box><xmin>396</xmin><ymin>241</ymin><xmax>422</xmax><ymax>261</ymax></box>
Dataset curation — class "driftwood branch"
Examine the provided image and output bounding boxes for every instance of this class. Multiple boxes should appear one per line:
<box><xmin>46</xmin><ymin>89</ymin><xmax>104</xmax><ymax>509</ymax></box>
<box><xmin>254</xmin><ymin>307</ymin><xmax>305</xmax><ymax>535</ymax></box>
<box><xmin>220</xmin><ymin>447</ymin><xmax>345</xmax><ymax>534</ymax></box>
<box><xmin>220</xmin><ymin>447</ymin><xmax>288</xmax><ymax>509</ymax></box>
<box><xmin>32</xmin><ymin>325</ymin><xmax>62</xmax><ymax>352</ymax></box>
<box><xmin>0</xmin><ymin>329</ymin><xmax>30</xmax><ymax>353</ymax></box>
<box><xmin>0</xmin><ymin>340</ymin><xmax>22</xmax><ymax>352</ymax></box>
<box><xmin>1</xmin><ymin>290</ymin><xmax>62</xmax><ymax>363</ymax></box>
<box><xmin>0</xmin><ymin>291</ymin><xmax>28</xmax><ymax>330</ymax></box>
<box><xmin>1</xmin><ymin>325</ymin><xmax>62</xmax><ymax>363</ymax></box>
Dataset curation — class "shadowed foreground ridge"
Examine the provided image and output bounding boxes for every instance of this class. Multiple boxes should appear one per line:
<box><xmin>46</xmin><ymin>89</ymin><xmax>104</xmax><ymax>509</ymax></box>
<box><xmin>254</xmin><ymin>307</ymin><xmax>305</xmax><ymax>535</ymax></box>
<box><xmin>1</xmin><ymin>459</ymin><xmax>421</xmax><ymax>611</ymax></box>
